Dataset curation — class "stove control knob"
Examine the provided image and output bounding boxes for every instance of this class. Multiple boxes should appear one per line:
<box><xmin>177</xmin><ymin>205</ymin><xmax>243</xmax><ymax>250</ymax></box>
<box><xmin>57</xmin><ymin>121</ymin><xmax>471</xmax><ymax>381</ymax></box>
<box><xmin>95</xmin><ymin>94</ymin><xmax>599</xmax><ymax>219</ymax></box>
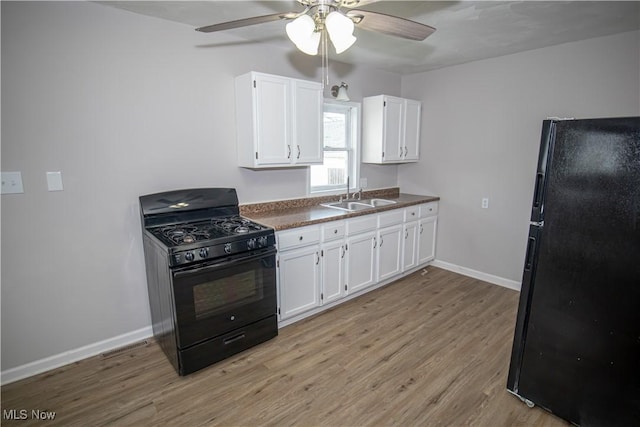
<box><xmin>247</xmin><ymin>238</ymin><xmax>257</xmax><ymax>250</ymax></box>
<box><xmin>258</xmin><ymin>236</ymin><xmax>268</xmax><ymax>247</ymax></box>
<box><xmin>224</xmin><ymin>243</ymin><xmax>232</xmax><ymax>254</ymax></box>
<box><xmin>199</xmin><ymin>248</ymin><xmax>209</xmax><ymax>258</ymax></box>
<box><xmin>184</xmin><ymin>252</ymin><xmax>195</xmax><ymax>262</ymax></box>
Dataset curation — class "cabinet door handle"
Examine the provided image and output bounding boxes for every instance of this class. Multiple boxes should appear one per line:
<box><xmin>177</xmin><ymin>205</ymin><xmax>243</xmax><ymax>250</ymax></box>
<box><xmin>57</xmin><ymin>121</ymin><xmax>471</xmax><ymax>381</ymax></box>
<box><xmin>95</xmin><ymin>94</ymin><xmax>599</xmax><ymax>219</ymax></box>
<box><xmin>404</xmin><ymin>146</ymin><xmax>408</xmax><ymax>157</ymax></box>
<box><xmin>297</xmin><ymin>145</ymin><xmax>301</xmax><ymax>159</ymax></box>
<box><xmin>373</xmin><ymin>237</ymin><xmax>377</xmax><ymax>249</ymax></box>
<box><xmin>316</xmin><ymin>252</ymin><xmax>320</xmax><ymax>265</ymax></box>
<box><xmin>405</xmin><ymin>230</ymin><xmax>409</xmax><ymax>239</ymax></box>
<box><xmin>380</xmin><ymin>237</ymin><xmax>384</xmax><ymax>247</ymax></box>
<box><xmin>287</xmin><ymin>145</ymin><xmax>291</xmax><ymax>159</ymax></box>
<box><xmin>420</xmin><ymin>225</ymin><xmax>423</xmax><ymax>234</ymax></box>
<box><xmin>341</xmin><ymin>246</ymin><xmax>345</xmax><ymax>258</ymax></box>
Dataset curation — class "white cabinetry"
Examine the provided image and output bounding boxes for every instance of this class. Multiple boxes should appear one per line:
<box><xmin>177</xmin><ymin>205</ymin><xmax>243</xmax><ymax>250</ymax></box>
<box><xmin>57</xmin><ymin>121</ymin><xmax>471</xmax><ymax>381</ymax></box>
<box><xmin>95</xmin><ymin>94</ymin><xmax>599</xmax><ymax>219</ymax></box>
<box><xmin>276</xmin><ymin>200</ymin><xmax>438</xmax><ymax>326</ymax></box>
<box><xmin>376</xmin><ymin>209</ymin><xmax>404</xmax><ymax>282</ymax></box>
<box><xmin>235</xmin><ymin>71</ymin><xmax>323</xmax><ymax>168</ymax></box>
<box><xmin>320</xmin><ymin>221</ymin><xmax>346</xmax><ymax>304</ymax></box>
<box><xmin>277</xmin><ymin>225</ymin><xmax>321</xmax><ymax>320</ymax></box>
<box><xmin>345</xmin><ymin>215</ymin><xmax>377</xmax><ymax>294</ymax></box>
<box><xmin>362</xmin><ymin>95</ymin><xmax>422</xmax><ymax>164</ymax></box>
<box><xmin>418</xmin><ymin>202</ymin><xmax>438</xmax><ymax>264</ymax></box>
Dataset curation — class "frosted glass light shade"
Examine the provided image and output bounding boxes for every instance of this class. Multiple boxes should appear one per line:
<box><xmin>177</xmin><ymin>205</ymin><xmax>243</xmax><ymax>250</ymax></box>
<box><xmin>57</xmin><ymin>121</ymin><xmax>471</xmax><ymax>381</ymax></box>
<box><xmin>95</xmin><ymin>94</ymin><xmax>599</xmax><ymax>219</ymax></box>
<box><xmin>296</xmin><ymin>31</ymin><xmax>321</xmax><ymax>55</ymax></box>
<box><xmin>325</xmin><ymin>11</ymin><xmax>357</xmax><ymax>54</ymax></box>
<box><xmin>336</xmin><ymin>86</ymin><xmax>349</xmax><ymax>101</ymax></box>
<box><xmin>286</xmin><ymin>15</ymin><xmax>320</xmax><ymax>55</ymax></box>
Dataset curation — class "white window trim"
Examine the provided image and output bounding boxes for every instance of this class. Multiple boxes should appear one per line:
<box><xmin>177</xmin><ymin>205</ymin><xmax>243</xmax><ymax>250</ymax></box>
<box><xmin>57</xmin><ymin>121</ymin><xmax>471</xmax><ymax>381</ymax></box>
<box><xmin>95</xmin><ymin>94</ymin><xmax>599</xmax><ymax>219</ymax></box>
<box><xmin>307</xmin><ymin>99</ymin><xmax>361</xmax><ymax>196</ymax></box>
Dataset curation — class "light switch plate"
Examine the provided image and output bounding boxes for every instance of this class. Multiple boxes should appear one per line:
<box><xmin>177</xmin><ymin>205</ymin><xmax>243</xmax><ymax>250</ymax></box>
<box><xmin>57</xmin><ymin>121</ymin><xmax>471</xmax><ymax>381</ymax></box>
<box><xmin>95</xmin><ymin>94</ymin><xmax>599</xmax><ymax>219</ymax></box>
<box><xmin>47</xmin><ymin>171</ymin><xmax>64</xmax><ymax>191</ymax></box>
<box><xmin>1</xmin><ymin>171</ymin><xmax>24</xmax><ymax>194</ymax></box>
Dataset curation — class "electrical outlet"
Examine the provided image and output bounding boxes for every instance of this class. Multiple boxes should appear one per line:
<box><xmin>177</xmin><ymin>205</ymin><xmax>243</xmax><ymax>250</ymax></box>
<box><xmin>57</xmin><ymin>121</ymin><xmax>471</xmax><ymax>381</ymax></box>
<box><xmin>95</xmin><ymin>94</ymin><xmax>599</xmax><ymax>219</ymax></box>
<box><xmin>1</xmin><ymin>171</ymin><xmax>24</xmax><ymax>194</ymax></box>
<box><xmin>482</xmin><ymin>198</ymin><xmax>489</xmax><ymax>209</ymax></box>
<box><xmin>46</xmin><ymin>171</ymin><xmax>64</xmax><ymax>191</ymax></box>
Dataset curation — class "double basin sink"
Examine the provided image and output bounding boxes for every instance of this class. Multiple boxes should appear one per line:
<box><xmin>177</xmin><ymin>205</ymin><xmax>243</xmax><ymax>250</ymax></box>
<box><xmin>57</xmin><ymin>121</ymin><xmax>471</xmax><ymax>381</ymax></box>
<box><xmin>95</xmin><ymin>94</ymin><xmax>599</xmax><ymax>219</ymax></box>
<box><xmin>321</xmin><ymin>198</ymin><xmax>397</xmax><ymax>212</ymax></box>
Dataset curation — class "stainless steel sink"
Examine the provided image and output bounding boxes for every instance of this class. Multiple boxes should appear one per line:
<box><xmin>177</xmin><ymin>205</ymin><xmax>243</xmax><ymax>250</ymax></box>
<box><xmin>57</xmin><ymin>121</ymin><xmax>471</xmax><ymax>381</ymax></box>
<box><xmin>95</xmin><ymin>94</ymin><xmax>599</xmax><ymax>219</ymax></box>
<box><xmin>320</xmin><ymin>198</ymin><xmax>396</xmax><ymax>212</ymax></box>
<box><xmin>361</xmin><ymin>198</ymin><xmax>397</xmax><ymax>207</ymax></box>
<box><xmin>320</xmin><ymin>200</ymin><xmax>374</xmax><ymax>212</ymax></box>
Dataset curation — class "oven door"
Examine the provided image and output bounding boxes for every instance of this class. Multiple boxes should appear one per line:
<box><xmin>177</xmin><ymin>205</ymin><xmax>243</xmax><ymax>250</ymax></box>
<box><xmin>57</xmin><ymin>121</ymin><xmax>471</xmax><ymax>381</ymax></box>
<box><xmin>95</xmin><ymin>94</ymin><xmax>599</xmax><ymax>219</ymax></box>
<box><xmin>172</xmin><ymin>247</ymin><xmax>277</xmax><ymax>348</ymax></box>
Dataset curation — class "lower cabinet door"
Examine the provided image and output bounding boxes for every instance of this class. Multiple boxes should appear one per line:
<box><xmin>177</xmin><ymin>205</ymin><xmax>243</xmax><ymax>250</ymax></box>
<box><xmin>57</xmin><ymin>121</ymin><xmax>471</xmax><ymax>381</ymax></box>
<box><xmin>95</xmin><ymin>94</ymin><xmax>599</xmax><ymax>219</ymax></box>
<box><xmin>403</xmin><ymin>221</ymin><xmax>418</xmax><ymax>271</ymax></box>
<box><xmin>321</xmin><ymin>240</ymin><xmax>345</xmax><ymax>304</ymax></box>
<box><xmin>278</xmin><ymin>245</ymin><xmax>321</xmax><ymax>319</ymax></box>
<box><xmin>346</xmin><ymin>231</ymin><xmax>377</xmax><ymax>294</ymax></box>
<box><xmin>418</xmin><ymin>217</ymin><xmax>437</xmax><ymax>264</ymax></box>
<box><xmin>377</xmin><ymin>224</ymin><xmax>403</xmax><ymax>282</ymax></box>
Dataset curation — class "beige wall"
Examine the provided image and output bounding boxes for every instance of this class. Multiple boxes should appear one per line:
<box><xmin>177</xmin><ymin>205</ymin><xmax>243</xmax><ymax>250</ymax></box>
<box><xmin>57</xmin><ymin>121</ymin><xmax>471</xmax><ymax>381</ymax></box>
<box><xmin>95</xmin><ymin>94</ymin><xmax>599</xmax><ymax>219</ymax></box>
<box><xmin>399</xmin><ymin>30</ymin><xmax>640</xmax><ymax>284</ymax></box>
<box><xmin>0</xmin><ymin>1</ymin><xmax>400</xmax><ymax>374</ymax></box>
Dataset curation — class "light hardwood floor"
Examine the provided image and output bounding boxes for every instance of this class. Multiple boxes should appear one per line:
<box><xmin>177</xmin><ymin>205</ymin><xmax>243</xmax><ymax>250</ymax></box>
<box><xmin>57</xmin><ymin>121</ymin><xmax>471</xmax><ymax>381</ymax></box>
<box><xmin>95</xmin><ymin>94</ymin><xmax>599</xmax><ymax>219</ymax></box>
<box><xmin>2</xmin><ymin>267</ymin><xmax>570</xmax><ymax>426</ymax></box>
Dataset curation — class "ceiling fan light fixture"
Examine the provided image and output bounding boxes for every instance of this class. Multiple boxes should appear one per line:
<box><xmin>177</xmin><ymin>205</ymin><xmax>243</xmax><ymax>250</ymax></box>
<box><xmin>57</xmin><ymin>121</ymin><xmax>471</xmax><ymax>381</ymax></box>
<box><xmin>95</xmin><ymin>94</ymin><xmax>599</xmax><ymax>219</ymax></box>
<box><xmin>286</xmin><ymin>14</ymin><xmax>315</xmax><ymax>44</ymax></box>
<box><xmin>325</xmin><ymin>11</ymin><xmax>356</xmax><ymax>54</ymax></box>
<box><xmin>296</xmin><ymin>31</ymin><xmax>321</xmax><ymax>55</ymax></box>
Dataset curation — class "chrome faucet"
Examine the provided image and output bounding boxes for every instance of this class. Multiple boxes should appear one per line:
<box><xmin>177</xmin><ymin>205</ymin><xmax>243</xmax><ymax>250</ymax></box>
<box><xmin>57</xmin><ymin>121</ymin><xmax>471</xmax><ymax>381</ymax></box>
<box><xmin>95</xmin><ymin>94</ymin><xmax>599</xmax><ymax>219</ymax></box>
<box><xmin>354</xmin><ymin>188</ymin><xmax>363</xmax><ymax>200</ymax></box>
<box><xmin>340</xmin><ymin>177</ymin><xmax>350</xmax><ymax>202</ymax></box>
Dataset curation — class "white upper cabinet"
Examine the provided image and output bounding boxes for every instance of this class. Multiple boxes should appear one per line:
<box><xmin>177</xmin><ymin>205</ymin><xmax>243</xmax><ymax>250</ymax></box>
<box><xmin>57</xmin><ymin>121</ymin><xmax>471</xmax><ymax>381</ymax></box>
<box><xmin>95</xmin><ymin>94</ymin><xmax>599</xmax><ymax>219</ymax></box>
<box><xmin>235</xmin><ymin>72</ymin><xmax>323</xmax><ymax>168</ymax></box>
<box><xmin>362</xmin><ymin>95</ymin><xmax>422</xmax><ymax>164</ymax></box>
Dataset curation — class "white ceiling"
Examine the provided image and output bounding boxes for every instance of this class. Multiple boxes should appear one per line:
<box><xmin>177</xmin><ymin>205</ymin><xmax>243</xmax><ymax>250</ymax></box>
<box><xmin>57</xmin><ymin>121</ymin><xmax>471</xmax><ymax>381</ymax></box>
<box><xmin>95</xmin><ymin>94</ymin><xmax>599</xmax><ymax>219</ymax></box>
<box><xmin>97</xmin><ymin>1</ymin><xmax>640</xmax><ymax>74</ymax></box>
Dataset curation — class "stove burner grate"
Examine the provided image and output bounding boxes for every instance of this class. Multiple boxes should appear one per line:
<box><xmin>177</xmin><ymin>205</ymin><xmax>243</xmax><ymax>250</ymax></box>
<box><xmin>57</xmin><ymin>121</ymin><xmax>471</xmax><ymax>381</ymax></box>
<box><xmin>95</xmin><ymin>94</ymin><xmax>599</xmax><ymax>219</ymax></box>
<box><xmin>161</xmin><ymin>225</ymin><xmax>211</xmax><ymax>245</ymax></box>
<box><xmin>211</xmin><ymin>216</ymin><xmax>264</xmax><ymax>234</ymax></box>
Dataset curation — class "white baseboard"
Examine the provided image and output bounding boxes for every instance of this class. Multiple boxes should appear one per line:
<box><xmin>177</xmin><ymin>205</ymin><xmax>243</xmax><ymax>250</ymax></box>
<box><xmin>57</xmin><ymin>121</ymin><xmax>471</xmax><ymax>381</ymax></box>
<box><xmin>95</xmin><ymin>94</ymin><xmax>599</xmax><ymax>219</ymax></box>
<box><xmin>431</xmin><ymin>259</ymin><xmax>521</xmax><ymax>291</ymax></box>
<box><xmin>1</xmin><ymin>326</ymin><xmax>153</xmax><ymax>386</ymax></box>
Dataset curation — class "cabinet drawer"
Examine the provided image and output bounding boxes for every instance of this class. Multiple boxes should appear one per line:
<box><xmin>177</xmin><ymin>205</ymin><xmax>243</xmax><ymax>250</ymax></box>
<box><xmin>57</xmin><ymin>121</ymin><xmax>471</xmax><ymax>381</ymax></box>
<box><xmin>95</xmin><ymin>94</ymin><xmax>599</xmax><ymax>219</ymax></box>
<box><xmin>420</xmin><ymin>202</ymin><xmax>438</xmax><ymax>218</ymax></box>
<box><xmin>404</xmin><ymin>206</ymin><xmax>419</xmax><ymax>222</ymax></box>
<box><xmin>277</xmin><ymin>225</ymin><xmax>321</xmax><ymax>250</ymax></box>
<box><xmin>378</xmin><ymin>209</ymin><xmax>404</xmax><ymax>228</ymax></box>
<box><xmin>346</xmin><ymin>215</ymin><xmax>377</xmax><ymax>235</ymax></box>
<box><xmin>321</xmin><ymin>221</ymin><xmax>345</xmax><ymax>242</ymax></box>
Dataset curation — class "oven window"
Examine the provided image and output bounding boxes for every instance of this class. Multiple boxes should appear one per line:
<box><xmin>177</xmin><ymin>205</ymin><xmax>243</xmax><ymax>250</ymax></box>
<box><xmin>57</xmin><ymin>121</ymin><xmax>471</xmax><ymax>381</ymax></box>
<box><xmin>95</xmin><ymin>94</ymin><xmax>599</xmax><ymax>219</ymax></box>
<box><xmin>192</xmin><ymin>270</ymin><xmax>263</xmax><ymax>319</ymax></box>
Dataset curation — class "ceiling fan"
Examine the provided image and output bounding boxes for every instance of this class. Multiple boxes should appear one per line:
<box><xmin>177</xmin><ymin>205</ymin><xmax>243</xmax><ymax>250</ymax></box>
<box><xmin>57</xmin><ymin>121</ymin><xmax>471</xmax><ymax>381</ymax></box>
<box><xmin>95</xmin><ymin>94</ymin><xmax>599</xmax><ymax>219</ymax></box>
<box><xmin>195</xmin><ymin>0</ymin><xmax>436</xmax><ymax>57</ymax></box>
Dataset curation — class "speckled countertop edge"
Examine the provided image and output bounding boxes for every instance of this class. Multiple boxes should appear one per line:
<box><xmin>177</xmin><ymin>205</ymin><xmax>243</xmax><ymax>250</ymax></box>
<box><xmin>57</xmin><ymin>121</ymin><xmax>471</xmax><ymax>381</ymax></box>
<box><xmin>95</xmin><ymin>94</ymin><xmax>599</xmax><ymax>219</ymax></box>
<box><xmin>240</xmin><ymin>188</ymin><xmax>439</xmax><ymax>231</ymax></box>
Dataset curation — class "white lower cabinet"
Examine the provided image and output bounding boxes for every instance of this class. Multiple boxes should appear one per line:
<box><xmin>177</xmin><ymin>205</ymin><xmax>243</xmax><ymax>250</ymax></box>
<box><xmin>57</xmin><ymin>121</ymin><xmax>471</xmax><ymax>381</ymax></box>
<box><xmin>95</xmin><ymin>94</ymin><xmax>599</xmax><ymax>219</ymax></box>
<box><xmin>377</xmin><ymin>224</ymin><xmax>403</xmax><ymax>282</ymax></box>
<box><xmin>402</xmin><ymin>221</ymin><xmax>418</xmax><ymax>271</ymax></box>
<box><xmin>321</xmin><ymin>238</ymin><xmax>346</xmax><ymax>304</ymax></box>
<box><xmin>278</xmin><ymin>244</ymin><xmax>321</xmax><ymax>319</ymax></box>
<box><xmin>345</xmin><ymin>231</ymin><xmax>377</xmax><ymax>294</ymax></box>
<box><xmin>277</xmin><ymin>201</ymin><xmax>438</xmax><ymax>325</ymax></box>
<box><xmin>418</xmin><ymin>216</ymin><xmax>437</xmax><ymax>264</ymax></box>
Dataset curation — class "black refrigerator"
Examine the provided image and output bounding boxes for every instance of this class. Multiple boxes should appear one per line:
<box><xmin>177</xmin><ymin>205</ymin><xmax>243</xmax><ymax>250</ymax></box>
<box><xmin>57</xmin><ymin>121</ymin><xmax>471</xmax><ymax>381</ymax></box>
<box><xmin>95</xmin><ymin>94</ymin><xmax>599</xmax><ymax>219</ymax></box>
<box><xmin>507</xmin><ymin>117</ymin><xmax>640</xmax><ymax>426</ymax></box>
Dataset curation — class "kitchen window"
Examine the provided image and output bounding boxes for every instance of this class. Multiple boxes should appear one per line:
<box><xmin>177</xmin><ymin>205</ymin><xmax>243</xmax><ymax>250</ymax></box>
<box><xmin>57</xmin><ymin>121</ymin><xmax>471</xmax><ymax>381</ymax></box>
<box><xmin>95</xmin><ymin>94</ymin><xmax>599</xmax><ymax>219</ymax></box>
<box><xmin>309</xmin><ymin>100</ymin><xmax>360</xmax><ymax>194</ymax></box>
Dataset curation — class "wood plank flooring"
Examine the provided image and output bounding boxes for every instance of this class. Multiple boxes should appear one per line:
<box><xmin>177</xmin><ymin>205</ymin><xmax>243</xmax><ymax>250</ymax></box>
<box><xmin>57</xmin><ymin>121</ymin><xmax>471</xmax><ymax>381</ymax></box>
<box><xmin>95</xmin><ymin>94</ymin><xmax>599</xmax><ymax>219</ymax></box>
<box><xmin>1</xmin><ymin>267</ymin><xmax>570</xmax><ymax>426</ymax></box>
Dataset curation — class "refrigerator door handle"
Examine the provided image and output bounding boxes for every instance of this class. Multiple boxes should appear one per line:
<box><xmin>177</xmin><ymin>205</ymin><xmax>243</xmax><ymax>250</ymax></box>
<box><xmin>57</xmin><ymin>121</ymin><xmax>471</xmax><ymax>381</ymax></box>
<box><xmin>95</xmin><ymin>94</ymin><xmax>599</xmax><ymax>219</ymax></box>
<box><xmin>524</xmin><ymin>236</ymin><xmax>537</xmax><ymax>271</ymax></box>
<box><xmin>532</xmin><ymin>172</ymin><xmax>545</xmax><ymax>209</ymax></box>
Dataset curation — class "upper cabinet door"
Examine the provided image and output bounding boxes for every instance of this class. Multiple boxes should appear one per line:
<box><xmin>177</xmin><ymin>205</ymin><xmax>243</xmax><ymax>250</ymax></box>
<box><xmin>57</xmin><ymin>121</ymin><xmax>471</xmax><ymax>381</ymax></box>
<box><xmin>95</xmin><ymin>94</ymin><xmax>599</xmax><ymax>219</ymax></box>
<box><xmin>292</xmin><ymin>79</ymin><xmax>323</xmax><ymax>165</ymax></box>
<box><xmin>383</xmin><ymin>96</ymin><xmax>404</xmax><ymax>162</ymax></box>
<box><xmin>235</xmin><ymin>71</ymin><xmax>323</xmax><ymax>168</ymax></box>
<box><xmin>362</xmin><ymin>95</ymin><xmax>421</xmax><ymax>164</ymax></box>
<box><xmin>254</xmin><ymin>74</ymin><xmax>290</xmax><ymax>165</ymax></box>
<box><xmin>403</xmin><ymin>99</ymin><xmax>421</xmax><ymax>161</ymax></box>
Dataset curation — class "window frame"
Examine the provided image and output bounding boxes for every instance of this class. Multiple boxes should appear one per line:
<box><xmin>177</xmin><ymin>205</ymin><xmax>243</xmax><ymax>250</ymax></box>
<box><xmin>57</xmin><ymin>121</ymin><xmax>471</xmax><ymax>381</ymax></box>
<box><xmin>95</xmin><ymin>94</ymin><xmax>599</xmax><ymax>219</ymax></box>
<box><xmin>308</xmin><ymin>99</ymin><xmax>361</xmax><ymax>196</ymax></box>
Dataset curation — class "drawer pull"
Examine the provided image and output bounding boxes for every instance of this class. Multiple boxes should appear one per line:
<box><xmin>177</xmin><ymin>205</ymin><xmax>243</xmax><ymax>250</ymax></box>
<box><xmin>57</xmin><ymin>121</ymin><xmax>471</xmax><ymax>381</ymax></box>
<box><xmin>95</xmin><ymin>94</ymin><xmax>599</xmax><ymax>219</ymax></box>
<box><xmin>334</xmin><ymin>229</ymin><xmax>338</xmax><ymax>234</ymax></box>
<box><xmin>299</xmin><ymin>236</ymin><xmax>303</xmax><ymax>241</ymax></box>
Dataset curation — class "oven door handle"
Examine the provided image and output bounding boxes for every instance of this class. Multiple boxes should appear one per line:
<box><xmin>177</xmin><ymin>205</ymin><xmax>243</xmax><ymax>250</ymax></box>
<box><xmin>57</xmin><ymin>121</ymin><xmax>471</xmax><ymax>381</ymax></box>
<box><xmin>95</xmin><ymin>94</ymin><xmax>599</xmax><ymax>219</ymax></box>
<box><xmin>173</xmin><ymin>247</ymin><xmax>277</xmax><ymax>277</ymax></box>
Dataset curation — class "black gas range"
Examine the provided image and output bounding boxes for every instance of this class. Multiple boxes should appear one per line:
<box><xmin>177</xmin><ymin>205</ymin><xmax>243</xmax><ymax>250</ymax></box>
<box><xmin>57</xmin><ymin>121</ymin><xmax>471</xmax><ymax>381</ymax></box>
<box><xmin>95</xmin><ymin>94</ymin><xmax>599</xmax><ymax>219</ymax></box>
<box><xmin>139</xmin><ymin>188</ymin><xmax>277</xmax><ymax>375</ymax></box>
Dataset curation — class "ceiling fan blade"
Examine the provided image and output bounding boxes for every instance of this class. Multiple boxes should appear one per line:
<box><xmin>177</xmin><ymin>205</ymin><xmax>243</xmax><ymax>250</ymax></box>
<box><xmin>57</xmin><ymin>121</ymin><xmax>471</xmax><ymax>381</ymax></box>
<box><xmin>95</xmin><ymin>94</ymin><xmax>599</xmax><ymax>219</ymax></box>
<box><xmin>347</xmin><ymin>10</ymin><xmax>436</xmax><ymax>41</ymax></box>
<box><xmin>195</xmin><ymin>12</ymin><xmax>295</xmax><ymax>33</ymax></box>
<box><xmin>339</xmin><ymin>0</ymin><xmax>380</xmax><ymax>8</ymax></box>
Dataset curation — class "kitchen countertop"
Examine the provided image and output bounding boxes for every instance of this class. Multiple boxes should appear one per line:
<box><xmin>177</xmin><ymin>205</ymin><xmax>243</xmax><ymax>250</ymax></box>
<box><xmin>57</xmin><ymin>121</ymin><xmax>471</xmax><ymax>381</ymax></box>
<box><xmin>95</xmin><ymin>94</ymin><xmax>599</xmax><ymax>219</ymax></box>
<box><xmin>240</xmin><ymin>188</ymin><xmax>439</xmax><ymax>231</ymax></box>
